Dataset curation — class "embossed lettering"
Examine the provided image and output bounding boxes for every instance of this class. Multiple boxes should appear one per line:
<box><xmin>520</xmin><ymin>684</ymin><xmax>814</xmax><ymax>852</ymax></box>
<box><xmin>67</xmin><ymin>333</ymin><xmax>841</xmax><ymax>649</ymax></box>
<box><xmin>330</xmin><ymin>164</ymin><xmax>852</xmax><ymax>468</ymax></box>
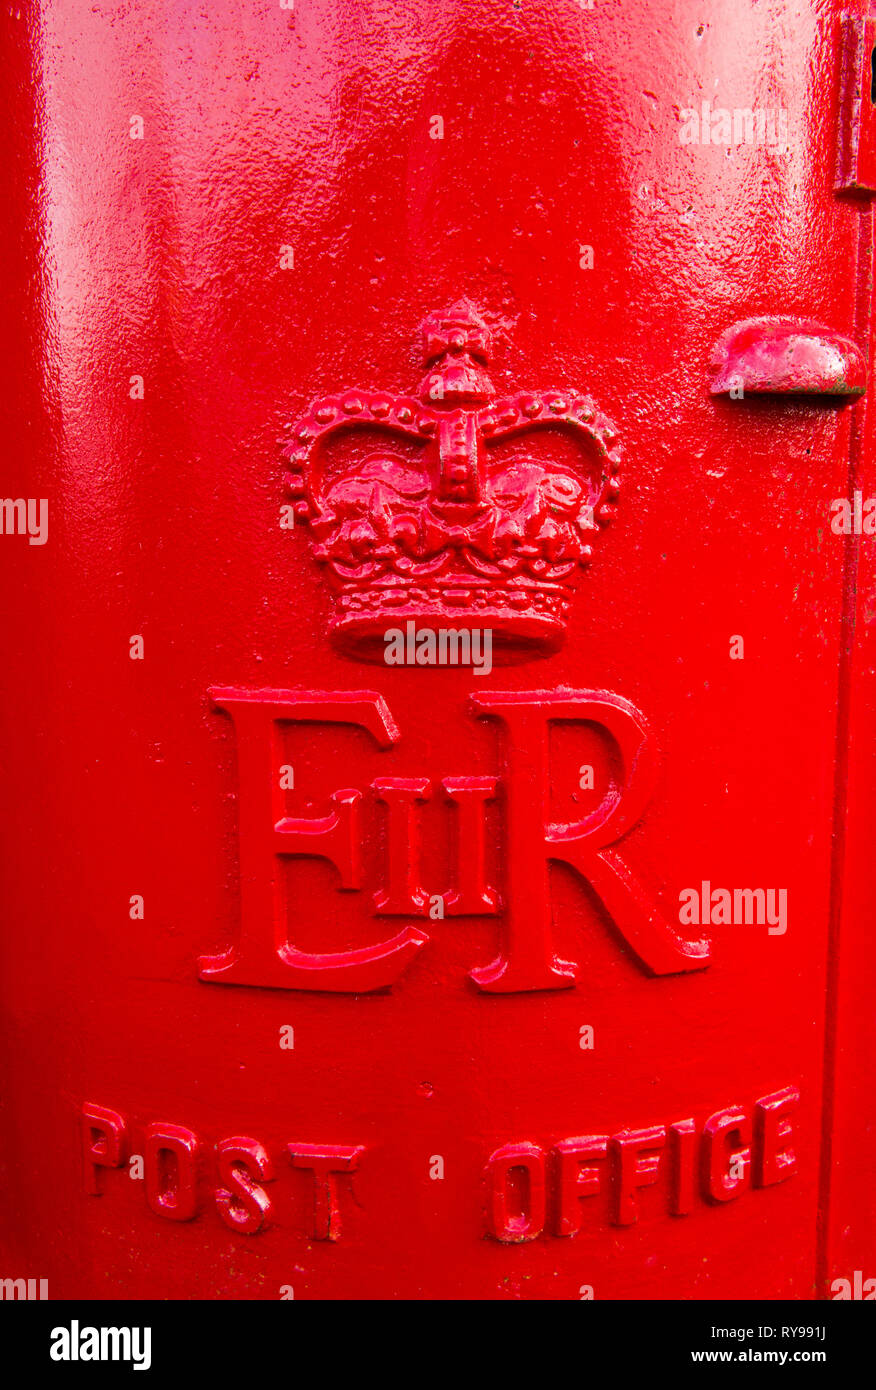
<box><xmin>610</xmin><ymin>1125</ymin><xmax>666</xmax><ymax>1226</ymax></box>
<box><xmin>487</xmin><ymin>1088</ymin><xmax>794</xmax><ymax>1238</ymax></box>
<box><xmin>668</xmin><ymin>1118</ymin><xmax>697</xmax><ymax>1216</ymax></box>
<box><xmin>203</xmin><ymin>688</ymin><xmax>710</xmax><ymax>997</ymax></box>
<box><xmin>470</xmin><ymin>692</ymin><xmax>710</xmax><ymax>992</ymax></box>
<box><xmin>487</xmin><ymin>1143</ymin><xmax>546</xmax><ymax>1242</ymax></box>
<box><xmin>200</xmin><ymin>690</ymin><xmax>428</xmax><ymax>991</ymax></box>
<box><xmin>752</xmin><ymin>1086</ymin><xmax>799</xmax><ymax>1187</ymax></box>
<box><xmin>82</xmin><ymin>1107</ymin><xmax>364</xmax><ymax>1241</ymax></box>
<box><xmin>553</xmin><ymin>1135</ymin><xmax>606</xmax><ymax>1236</ymax></box>
<box><xmin>372</xmin><ymin>777</ymin><xmax>432</xmax><ymax>914</ymax></box>
<box><xmin>288</xmin><ymin>1143</ymin><xmax>364</xmax><ymax>1241</ymax></box>
<box><xmin>144</xmin><ymin>1123</ymin><xmax>199</xmax><ymax>1222</ymax></box>
<box><xmin>81</xmin><ymin>1103</ymin><xmax>126</xmax><ymax>1195</ymax></box>
<box><xmin>701</xmin><ymin>1106</ymin><xmax>751</xmax><ymax>1203</ymax></box>
<box><xmin>442</xmin><ymin>776</ymin><xmax>499</xmax><ymax>915</ymax></box>
<box><xmin>215</xmin><ymin>1137</ymin><xmax>274</xmax><ymax>1234</ymax></box>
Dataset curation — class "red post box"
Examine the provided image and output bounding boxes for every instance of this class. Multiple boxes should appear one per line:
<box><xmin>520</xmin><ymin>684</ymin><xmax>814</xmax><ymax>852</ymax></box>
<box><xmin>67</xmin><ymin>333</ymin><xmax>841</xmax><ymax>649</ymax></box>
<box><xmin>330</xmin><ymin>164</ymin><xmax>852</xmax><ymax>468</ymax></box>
<box><xmin>1</xmin><ymin>0</ymin><xmax>875</xmax><ymax>1301</ymax></box>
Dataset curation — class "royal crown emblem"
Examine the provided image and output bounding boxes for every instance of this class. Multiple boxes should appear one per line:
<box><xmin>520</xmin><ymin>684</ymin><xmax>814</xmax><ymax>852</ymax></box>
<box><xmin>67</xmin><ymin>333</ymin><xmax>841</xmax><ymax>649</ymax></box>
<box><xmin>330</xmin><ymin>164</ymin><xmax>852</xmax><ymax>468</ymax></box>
<box><xmin>284</xmin><ymin>302</ymin><xmax>621</xmax><ymax>660</ymax></box>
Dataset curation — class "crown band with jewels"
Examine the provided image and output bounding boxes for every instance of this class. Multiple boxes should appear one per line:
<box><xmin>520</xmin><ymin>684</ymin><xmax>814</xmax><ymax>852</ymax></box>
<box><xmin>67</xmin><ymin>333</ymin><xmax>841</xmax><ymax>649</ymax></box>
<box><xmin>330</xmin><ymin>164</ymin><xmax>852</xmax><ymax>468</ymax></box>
<box><xmin>283</xmin><ymin>302</ymin><xmax>621</xmax><ymax>661</ymax></box>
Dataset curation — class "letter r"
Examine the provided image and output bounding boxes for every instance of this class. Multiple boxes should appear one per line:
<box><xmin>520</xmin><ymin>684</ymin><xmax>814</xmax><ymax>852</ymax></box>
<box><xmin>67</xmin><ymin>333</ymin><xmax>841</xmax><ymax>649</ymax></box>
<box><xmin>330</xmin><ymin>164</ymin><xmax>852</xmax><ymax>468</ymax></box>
<box><xmin>469</xmin><ymin>692</ymin><xmax>710</xmax><ymax>991</ymax></box>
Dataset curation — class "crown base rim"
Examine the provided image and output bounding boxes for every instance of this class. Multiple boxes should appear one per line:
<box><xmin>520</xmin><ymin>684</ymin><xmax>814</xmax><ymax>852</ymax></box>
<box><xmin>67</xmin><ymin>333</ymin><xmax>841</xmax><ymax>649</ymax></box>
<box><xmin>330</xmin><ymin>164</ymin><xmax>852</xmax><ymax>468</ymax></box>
<box><xmin>330</xmin><ymin>609</ymin><xmax>566</xmax><ymax>665</ymax></box>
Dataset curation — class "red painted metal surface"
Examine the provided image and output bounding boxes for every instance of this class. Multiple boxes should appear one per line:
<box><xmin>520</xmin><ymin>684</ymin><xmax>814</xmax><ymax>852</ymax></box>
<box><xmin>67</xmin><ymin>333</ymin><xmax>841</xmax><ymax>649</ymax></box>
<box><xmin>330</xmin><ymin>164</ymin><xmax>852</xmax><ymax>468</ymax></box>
<box><xmin>709</xmin><ymin>318</ymin><xmax>867</xmax><ymax>396</ymax></box>
<box><xmin>1</xmin><ymin>0</ymin><xmax>874</xmax><ymax>1301</ymax></box>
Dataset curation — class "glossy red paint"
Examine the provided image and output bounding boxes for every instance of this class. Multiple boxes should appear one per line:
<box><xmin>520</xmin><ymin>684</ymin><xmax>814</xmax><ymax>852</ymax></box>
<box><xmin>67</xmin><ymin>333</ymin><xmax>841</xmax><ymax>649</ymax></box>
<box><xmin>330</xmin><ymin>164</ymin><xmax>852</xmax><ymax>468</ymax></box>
<box><xmin>1</xmin><ymin>0</ymin><xmax>874</xmax><ymax>1301</ymax></box>
<box><xmin>709</xmin><ymin>318</ymin><xmax>867</xmax><ymax>396</ymax></box>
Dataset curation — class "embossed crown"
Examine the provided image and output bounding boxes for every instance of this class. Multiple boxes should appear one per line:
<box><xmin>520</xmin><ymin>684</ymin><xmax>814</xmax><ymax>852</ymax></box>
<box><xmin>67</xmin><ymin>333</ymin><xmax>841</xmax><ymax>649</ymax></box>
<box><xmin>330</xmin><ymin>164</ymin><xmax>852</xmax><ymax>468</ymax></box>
<box><xmin>283</xmin><ymin>302</ymin><xmax>621</xmax><ymax>661</ymax></box>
